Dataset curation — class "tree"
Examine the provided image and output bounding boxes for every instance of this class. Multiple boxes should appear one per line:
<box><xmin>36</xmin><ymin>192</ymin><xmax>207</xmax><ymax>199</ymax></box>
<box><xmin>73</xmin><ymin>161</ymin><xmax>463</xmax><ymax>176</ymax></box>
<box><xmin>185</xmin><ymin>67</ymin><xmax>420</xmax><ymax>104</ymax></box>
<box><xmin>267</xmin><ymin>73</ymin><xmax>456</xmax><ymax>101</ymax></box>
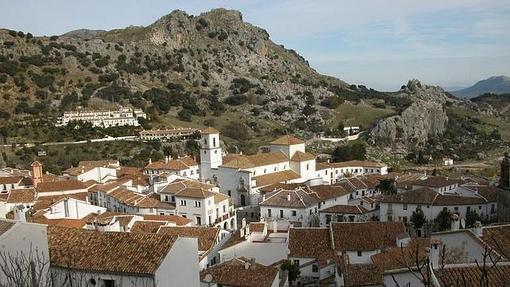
<box><xmin>434</xmin><ymin>208</ymin><xmax>452</xmax><ymax>231</ymax></box>
<box><xmin>411</xmin><ymin>208</ymin><xmax>426</xmax><ymax>230</ymax></box>
<box><xmin>331</xmin><ymin>142</ymin><xmax>366</xmax><ymax>162</ymax></box>
<box><xmin>465</xmin><ymin>209</ymin><xmax>481</xmax><ymax>228</ymax></box>
<box><xmin>280</xmin><ymin>260</ymin><xmax>300</xmax><ymax>284</ymax></box>
<box><xmin>376</xmin><ymin>178</ymin><xmax>397</xmax><ymax>195</ymax></box>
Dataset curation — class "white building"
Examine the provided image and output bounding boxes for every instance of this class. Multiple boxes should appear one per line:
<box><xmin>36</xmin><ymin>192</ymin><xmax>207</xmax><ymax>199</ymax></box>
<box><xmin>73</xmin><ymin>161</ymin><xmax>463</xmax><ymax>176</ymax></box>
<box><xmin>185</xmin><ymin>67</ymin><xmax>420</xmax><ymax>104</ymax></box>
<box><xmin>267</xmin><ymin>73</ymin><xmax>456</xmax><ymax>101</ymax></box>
<box><xmin>0</xmin><ymin>188</ymin><xmax>36</xmax><ymax>218</ymax></box>
<box><xmin>200</xmin><ymin>129</ymin><xmax>323</xmax><ymax>206</ymax></box>
<box><xmin>64</xmin><ymin>165</ymin><xmax>117</xmax><ymax>183</ymax></box>
<box><xmin>0</xmin><ymin>219</ymin><xmax>50</xmax><ymax>286</ymax></box>
<box><xmin>144</xmin><ymin>156</ymin><xmax>199</xmax><ymax>180</ymax></box>
<box><xmin>47</xmin><ymin>226</ymin><xmax>200</xmax><ymax>287</ymax></box>
<box><xmin>0</xmin><ymin>176</ymin><xmax>26</xmax><ymax>193</ymax></box>
<box><xmin>140</xmin><ymin>128</ymin><xmax>198</xmax><ymax>141</ymax></box>
<box><xmin>56</xmin><ymin>106</ymin><xmax>146</xmax><ymax>128</ymax></box>
<box><xmin>159</xmin><ymin>179</ymin><xmax>236</xmax><ymax>229</ymax></box>
<box><xmin>379</xmin><ymin>177</ymin><xmax>499</xmax><ymax>224</ymax></box>
<box><xmin>316</xmin><ymin>160</ymin><xmax>389</xmax><ymax>184</ymax></box>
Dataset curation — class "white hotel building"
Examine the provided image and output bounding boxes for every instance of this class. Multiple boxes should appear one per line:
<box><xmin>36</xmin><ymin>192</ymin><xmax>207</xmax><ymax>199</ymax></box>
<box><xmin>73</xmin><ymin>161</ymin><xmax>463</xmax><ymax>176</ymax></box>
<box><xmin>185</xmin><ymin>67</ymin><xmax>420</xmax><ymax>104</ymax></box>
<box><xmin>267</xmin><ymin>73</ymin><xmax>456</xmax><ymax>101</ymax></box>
<box><xmin>56</xmin><ymin>106</ymin><xmax>146</xmax><ymax>128</ymax></box>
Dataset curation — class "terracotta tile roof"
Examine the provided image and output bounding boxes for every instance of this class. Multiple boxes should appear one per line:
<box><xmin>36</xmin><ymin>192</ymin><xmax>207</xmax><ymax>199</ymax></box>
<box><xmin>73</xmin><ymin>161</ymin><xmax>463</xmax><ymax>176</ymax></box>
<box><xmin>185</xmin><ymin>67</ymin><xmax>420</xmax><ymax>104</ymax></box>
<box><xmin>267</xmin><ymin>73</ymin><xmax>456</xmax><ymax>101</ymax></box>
<box><xmin>0</xmin><ymin>193</ymin><xmax>7</xmax><ymax>202</ymax></box>
<box><xmin>329</xmin><ymin>160</ymin><xmax>387</xmax><ymax>169</ymax></box>
<box><xmin>288</xmin><ymin>228</ymin><xmax>336</xmax><ymax>266</ymax></box>
<box><xmin>411</xmin><ymin>176</ymin><xmax>462</xmax><ymax>188</ymax></box>
<box><xmin>0</xmin><ymin>176</ymin><xmax>23</xmax><ymax>185</ymax></box>
<box><xmin>259</xmin><ymin>182</ymin><xmax>307</xmax><ymax>193</ymax></box>
<box><xmin>0</xmin><ymin>220</ymin><xmax>15</xmax><ymax>236</ymax></box>
<box><xmin>117</xmin><ymin>166</ymin><xmax>144</xmax><ymax>177</ymax></box>
<box><xmin>260</xmin><ymin>187</ymin><xmax>320</xmax><ymax>208</ymax></box>
<box><xmin>32</xmin><ymin>193</ymin><xmax>89</xmax><ymax>211</ymax></box>
<box><xmin>47</xmin><ymin>226</ymin><xmax>178</xmax><ymax>275</ymax></box>
<box><xmin>316</xmin><ymin>162</ymin><xmax>331</xmax><ymax>170</ymax></box>
<box><xmin>270</xmin><ymin>135</ymin><xmax>305</xmax><ymax>145</ymax></box>
<box><xmin>435</xmin><ymin>263</ymin><xmax>510</xmax><ymax>287</ymax></box>
<box><xmin>214</xmin><ymin>192</ymin><xmax>229</xmax><ymax>204</ymax></box>
<box><xmin>32</xmin><ymin>218</ymin><xmax>87</xmax><ymax>229</ymax></box>
<box><xmin>63</xmin><ymin>165</ymin><xmax>96</xmax><ymax>176</ymax></box>
<box><xmin>252</xmin><ymin>170</ymin><xmax>300</xmax><ymax>187</ymax></box>
<box><xmin>371</xmin><ymin>238</ymin><xmax>430</xmax><ymax>272</ymax></box>
<box><xmin>131</xmin><ymin>221</ymin><xmax>166</xmax><ymax>233</ymax></box>
<box><xmin>309</xmin><ymin>184</ymin><xmax>351</xmax><ymax>201</ymax></box>
<box><xmin>160</xmin><ymin>179</ymin><xmax>216</xmax><ymax>199</ymax></box>
<box><xmin>36</xmin><ymin>180</ymin><xmax>86</xmax><ymax>193</ymax></box>
<box><xmin>136</xmin><ymin>193</ymin><xmax>174</xmax><ymax>209</ymax></box>
<box><xmin>482</xmin><ymin>225</ymin><xmax>510</xmax><ymax>259</ymax></box>
<box><xmin>82</xmin><ymin>211</ymin><xmax>129</xmax><ymax>225</ymax></box>
<box><xmin>202</xmin><ymin>126</ymin><xmax>219</xmax><ymax>134</ymax></box>
<box><xmin>290</xmin><ymin>151</ymin><xmax>316</xmax><ymax>162</ymax></box>
<box><xmin>381</xmin><ymin>187</ymin><xmax>495</xmax><ymax>206</ymax></box>
<box><xmin>343</xmin><ymin>263</ymin><xmax>383</xmax><ymax>287</ymax></box>
<box><xmin>158</xmin><ymin>226</ymin><xmax>219</xmax><ymax>253</ymax></box>
<box><xmin>141</xmin><ymin>214</ymin><xmax>192</xmax><ymax>226</ymax></box>
<box><xmin>222</xmin><ymin>152</ymin><xmax>289</xmax><ymax>170</ymax></box>
<box><xmin>331</xmin><ymin>222</ymin><xmax>406</xmax><ymax>251</ymax></box>
<box><xmin>249</xmin><ymin>222</ymin><xmax>266</xmax><ymax>233</ymax></box>
<box><xmin>145</xmin><ymin>156</ymin><xmax>197</xmax><ymax>171</ymax></box>
<box><xmin>120</xmin><ymin>174</ymin><xmax>150</xmax><ymax>187</ymax></box>
<box><xmin>320</xmin><ymin>205</ymin><xmax>368</xmax><ymax>214</ymax></box>
<box><xmin>89</xmin><ymin>178</ymin><xmax>131</xmax><ymax>193</ymax></box>
<box><xmin>463</xmin><ymin>185</ymin><xmax>499</xmax><ymax>202</ymax></box>
<box><xmin>6</xmin><ymin>188</ymin><xmax>36</xmax><ymax>203</ymax></box>
<box><xmin>200</xmin><ymin>257</ymin><xmax>279</xmax><ymax>287</ymax></box>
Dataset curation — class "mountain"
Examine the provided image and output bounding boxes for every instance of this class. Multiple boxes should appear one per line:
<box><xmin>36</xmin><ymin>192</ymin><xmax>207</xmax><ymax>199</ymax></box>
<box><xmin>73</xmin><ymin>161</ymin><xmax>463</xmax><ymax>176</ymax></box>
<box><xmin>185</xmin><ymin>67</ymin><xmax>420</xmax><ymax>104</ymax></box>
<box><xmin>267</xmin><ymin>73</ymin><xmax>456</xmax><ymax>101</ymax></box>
<box><xmin>0</xmin><ymin>8</ymin><xmax>508</xmax><ymax>162</ymax></box>
<box><xmin>452</xmin><ymin>76</ymin><xmax>510</xmax><ymax>98</ymax></box>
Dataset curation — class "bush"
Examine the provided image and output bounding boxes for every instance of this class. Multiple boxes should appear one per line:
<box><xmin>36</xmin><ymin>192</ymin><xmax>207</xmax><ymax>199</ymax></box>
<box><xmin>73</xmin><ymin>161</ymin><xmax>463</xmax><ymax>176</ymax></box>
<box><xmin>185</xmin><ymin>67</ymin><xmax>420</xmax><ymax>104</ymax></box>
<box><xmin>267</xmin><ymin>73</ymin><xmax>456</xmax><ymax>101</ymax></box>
<box><xmin>224</xmin><ymin>94</ymin><xmax>248</xmax><ymax>106</ymax></box>
<box><xmin>332</xmin><ymin>142</ymin><xmax>366</xmax><ymax>162</ymax></box>
<box><xmin>49</xmin><ymin>35</ymin><xmax>59</xmax><ymax>41</ymax></box>
<box><xmin>302</xmin><ymin>104</ymin><xmax>316</xmax><ymax>116</ymax></box>
<box><xmin>94</xmin><ymin>57</ymin><xmax>109</xmax><ymax>68</ymax></box>
<box><xmin>223</xmin><ymin>121</ymin><xmax>249</xmax><ymax>140</ymax></box>
<box><xmin>98</xmin><ymin>73</ymin><xmax>119</xmax><ymax>83</ymax></box>
<box><xmin>320</xmin><ymin>96</ymin><xmax>343</xmax><ymax>109</ymax></box>
<box><xmin>178</xmin><ymin>109</ymin><xmax>193</xmax><ymax>122</ymax></box>
<box><xmin>31</xmin><ymin>73</ymin><xmax>55</xmax><ymax>88</ymax></box>
<box><xmin>0</xmin><ymin>60</ymin><xmax>18</xmax><ymax>76</ymax></box>
<box><xmin>0</xmin><ymin>74</ymin><xmax>7</xmax><ymax>84</ymax></box>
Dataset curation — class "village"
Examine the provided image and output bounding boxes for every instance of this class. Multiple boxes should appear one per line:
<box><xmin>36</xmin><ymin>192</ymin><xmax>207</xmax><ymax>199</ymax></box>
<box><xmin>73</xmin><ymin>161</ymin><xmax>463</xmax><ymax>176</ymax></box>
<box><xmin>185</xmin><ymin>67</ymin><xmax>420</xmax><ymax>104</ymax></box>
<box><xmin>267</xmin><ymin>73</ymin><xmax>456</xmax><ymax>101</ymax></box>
<box><xmin>1</xmin><ymin>126</ymin><xmax>509</xmax><ymax>287</ymax></box>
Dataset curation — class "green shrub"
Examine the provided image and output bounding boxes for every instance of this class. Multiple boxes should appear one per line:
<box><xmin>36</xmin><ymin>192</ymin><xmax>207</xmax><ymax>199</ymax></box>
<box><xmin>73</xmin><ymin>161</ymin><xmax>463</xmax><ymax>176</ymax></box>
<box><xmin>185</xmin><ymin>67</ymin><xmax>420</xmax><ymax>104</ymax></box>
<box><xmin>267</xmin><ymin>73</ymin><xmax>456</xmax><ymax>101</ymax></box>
<box><xmin>31</xmin><ymin>73</ymin><xmax>55</xmax><ymax>88</ymax></box>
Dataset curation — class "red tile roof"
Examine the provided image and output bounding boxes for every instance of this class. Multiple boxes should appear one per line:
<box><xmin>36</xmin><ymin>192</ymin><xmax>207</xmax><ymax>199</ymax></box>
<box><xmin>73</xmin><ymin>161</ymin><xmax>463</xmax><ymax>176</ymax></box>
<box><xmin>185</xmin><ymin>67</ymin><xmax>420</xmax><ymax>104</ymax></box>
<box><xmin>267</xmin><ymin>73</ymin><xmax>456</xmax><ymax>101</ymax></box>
<box><xmin>141</xmin><ymin>214</ymin><xmax>192</xmax><ymax>226</ymax></box>
<box><xmin>222</xmin><ymin>152</ymin><xmax>289</xmax><ymax>169</ymax></box>
<box><xmin>288</xmin><ymin>228</ymin><xmax>336</xmax><ymax>267</ymax></box>
<box><xmin>160</xmin><ymin>179</ymin><xmax>216</xmax><ymax>199</ymax></box>
<box><xmin>145</xmin><ymin>156</ymin><xmax>197</xmax><ymax>171</ymax></box>
<box><xmin>0</xmin><ymin>220</ymin><xmax>15</xmax><ymax>236</ymax></box>
<box><xmin>260</xmin><ymin>187</ymin><xmax>320</xmax><ymax>208</ymax></box>
<box><xmin>252</xmin><ymin>170</ymin><xmax>300</xmax><ymax>187</ymax></box>
<box><xmin>320</xmin><ymin>205</ymin><xmax>368</xmax><ymax>214</ymax></box>
<box><xmin>158</xmin><ymin>226</ymin><xmax>219</xmax><ymax>253</ymax></box>
<box><xmin>0</xmin><ymin>176</ymin><xmax>23</xmax><ymax>185</ymax></box>
<box><xmin>435</xmin><ymin>263</ymin><xmax>510</xmax><ymax>287</ymax></box>
<box><xmin>47</xmin><ymin>226</ymin><xmax>178</xmax><ymax>275</ymax></box>
<box><xmin>200</xmin><ymin>258</ymin><xmax>279</xmax><ymax>287</ymax></box>
<box><xmin>6</xmin><ymin>188</ymin><xmax>36</xmax><ymax>203</ymax></box>
<box><xmin>331</xmin><ymin>222</ymin><xmax>406</xmax><ymax>251</ymax></box>
<box><xmin>36</xmin><ymin>180</ymin><xmax>86</xmax><ymax>193</ymax></box>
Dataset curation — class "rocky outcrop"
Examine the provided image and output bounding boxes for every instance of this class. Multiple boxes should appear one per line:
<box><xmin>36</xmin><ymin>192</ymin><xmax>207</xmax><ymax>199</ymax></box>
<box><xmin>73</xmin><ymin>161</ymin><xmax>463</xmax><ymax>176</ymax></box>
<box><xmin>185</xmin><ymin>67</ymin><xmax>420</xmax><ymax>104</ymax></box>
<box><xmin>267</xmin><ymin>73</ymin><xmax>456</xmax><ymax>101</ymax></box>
<box><xmin>367</xmin><ymin>80</ymin><xmax>453</xmax><ymax>150</ymax></box>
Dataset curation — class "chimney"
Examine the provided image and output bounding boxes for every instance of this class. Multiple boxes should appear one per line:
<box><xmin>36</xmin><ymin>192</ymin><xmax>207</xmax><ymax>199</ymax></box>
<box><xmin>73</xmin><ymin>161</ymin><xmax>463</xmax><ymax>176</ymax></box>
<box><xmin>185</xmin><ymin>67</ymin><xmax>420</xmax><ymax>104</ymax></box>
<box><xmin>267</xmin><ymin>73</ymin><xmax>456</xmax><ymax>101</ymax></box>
<box><xmin>451</xmin><ymin>213</ymin><xmax>460</xmax><ymax>231</ymax></box>
<box><xmin>242</xmin><ymin>218</ymin><xmax>246</xmax><ymax>228</ymax></box>
<box><xmin>165</xmin><ymin>156</ymin><xmax>169</xmax><ymax>164</ymax></box>
<box><xmin>473</xmin><ymin>221</ymin><xmax>483</xmax><ymax>237</ymax></box>
<box><xmin>31</xmin><ymin>161</ymin><xmax>43</xmax><ymax>188</ymax></box>
<box><xmin>13</xmin><ymin>205</ymin><xmax>26</xmax><ymax>222</ymax></box>
<box><xmin>273</xmin><ymin>220</ymin><xmax>277</xmax><ymax>233</ymax></box>
<box><xmin>287</xmin><ymin>193</ymin><xmax>291</xmax><ymax>201</ymax></box>
<box><xmin>149</xmin><ymin>158</ymin><xmax>152</xmax><ymax>164</ymax></box>
<box><xmin>262</xmin><ymin>194</ymin><xmax>266</xmax><ymax>202</ymax></box>
<box><xmin>240</xmin><ymin>228</ymin><xmax>245</xmax><ymax>238</ymax></box>
<box><xmin>244</xmin><ymin>261</ymin><xmax>250</xmax><ymax>270</ymax></box>
<box><xmin>429</xmin><ymin>238</ymin><xmax>442</xmax><ymax>269</ymax></box>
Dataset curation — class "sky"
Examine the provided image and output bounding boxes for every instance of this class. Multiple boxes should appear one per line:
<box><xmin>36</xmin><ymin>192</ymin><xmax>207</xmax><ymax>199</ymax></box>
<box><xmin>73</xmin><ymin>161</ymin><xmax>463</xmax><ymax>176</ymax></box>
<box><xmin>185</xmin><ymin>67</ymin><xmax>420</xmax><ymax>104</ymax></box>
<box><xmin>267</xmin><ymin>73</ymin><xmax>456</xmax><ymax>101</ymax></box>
<box><xmin>1</xmin><ymin>0</ymin><xmax>509</xmax><ymax>91</ymax></box>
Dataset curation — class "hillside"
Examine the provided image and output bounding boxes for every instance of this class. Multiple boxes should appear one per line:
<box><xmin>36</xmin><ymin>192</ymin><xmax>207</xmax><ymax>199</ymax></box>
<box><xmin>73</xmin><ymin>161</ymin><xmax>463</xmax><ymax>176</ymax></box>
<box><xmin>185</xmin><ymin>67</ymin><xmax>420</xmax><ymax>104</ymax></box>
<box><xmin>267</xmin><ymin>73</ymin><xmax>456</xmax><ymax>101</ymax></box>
<box><xmin>0</xmin><ymin>8</ymin><xmax>401</xmax><ymax>150</ymax></box>
<box><xmin>0</xmin><ymin>8</ymin><xmax>508</xmax><ymax>168</ymax></box>
<box><xmin>452</xmin><ymin>76</ymin><xmax>510</xmax><ymax>98</ymax></box>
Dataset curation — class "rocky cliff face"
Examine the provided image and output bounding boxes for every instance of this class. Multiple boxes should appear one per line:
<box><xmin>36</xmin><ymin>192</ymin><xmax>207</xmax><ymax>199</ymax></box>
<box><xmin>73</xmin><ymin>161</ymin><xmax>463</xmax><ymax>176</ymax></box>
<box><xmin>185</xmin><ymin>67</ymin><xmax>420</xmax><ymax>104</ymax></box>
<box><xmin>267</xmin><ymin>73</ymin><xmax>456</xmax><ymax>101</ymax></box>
<box><xmin>367</xmin><ymin>80</ymin><xmax>454</xmax><ymax>150</ymax></box>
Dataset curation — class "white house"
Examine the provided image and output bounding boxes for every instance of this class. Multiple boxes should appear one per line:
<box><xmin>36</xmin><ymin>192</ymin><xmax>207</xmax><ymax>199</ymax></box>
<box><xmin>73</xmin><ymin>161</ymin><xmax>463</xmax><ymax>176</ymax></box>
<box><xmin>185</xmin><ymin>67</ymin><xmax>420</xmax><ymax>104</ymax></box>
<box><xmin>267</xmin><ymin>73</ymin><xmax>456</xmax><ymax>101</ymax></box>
<box><xmin>47</xmin><ymin>225</ymin><xmax>200</xmax><ymax>287</ymax></box>
<box><xmin>159</xmin><ymin>179</ymin><xmax>236</xmax><ymax>229</ymax></box>
<box><xmin>0</xmin><ymin>176</ymin><xmax>25</xmax><ymax>193</ymax></box>
<box><xmin>63</xmin><ymin>165</ymin><xmax>117</xmax><ymax>183</ymax></box>
<box><xmin>0</xmin><ymin>188</ymin><xmax>36</xmax><ymax>218</ymax></box>
<box><xmin>158</xmin><ymin>226</ymin><xmax>231</xmax><ymax>270</ymax></box>
<box><xmin>144</xmin><ymin>156</ymin><xmax>199</xmax><ymax>180</ymax></box>
<box><xmin>140</xmin><ymin>128</ymin><xmax>198</xmax><ymax>141</ymax></box>
<box><xmin>379</xmin><ymin>178</ymin><xmax>499</xmax><ymax>224</ymax></box>
<box><xmin>316</xmin><ymin>160</ymin><xmax>389</xmax><ymax>184</ymax></box>
<box><xmin>0</xmin><ymin>219</ymin><xmax>50</xmax><ymax>286</ymax></box>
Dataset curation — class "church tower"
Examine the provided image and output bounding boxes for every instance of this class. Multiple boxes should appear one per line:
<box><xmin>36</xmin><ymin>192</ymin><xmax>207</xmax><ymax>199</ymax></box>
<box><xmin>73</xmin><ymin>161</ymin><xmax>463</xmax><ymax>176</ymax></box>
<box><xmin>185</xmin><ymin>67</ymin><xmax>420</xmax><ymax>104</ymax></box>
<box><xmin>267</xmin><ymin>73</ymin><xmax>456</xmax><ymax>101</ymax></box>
<box><xmin>500</xmin><ymin>152</ymin><xmax>510</xmax><ymax>190</ymax></box>
<box><xmin>200</xmin><ymin>127</ymin><xmax>222</xmax><ymax>181</ymax></box>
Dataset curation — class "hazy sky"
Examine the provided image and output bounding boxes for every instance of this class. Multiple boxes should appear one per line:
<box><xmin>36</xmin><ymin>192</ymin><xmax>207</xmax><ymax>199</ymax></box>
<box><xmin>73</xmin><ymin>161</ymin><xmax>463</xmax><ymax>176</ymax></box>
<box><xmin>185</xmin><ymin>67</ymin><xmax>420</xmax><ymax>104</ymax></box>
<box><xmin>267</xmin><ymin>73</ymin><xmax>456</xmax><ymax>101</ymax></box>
<box><xmin>1</xmin><ymin>0</ymin><xmax>509</xmax><ymax>91</ymax></box>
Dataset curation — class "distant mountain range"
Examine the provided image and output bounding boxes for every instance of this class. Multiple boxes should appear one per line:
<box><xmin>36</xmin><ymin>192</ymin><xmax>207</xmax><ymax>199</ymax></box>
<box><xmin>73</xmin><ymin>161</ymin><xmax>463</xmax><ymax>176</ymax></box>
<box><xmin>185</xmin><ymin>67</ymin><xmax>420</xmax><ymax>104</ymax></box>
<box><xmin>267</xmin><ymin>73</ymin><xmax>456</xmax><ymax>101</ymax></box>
<box><xmin>451</xmin><ymin>76</ymin><xmax>510</xmax><ymax>98</ymax></box>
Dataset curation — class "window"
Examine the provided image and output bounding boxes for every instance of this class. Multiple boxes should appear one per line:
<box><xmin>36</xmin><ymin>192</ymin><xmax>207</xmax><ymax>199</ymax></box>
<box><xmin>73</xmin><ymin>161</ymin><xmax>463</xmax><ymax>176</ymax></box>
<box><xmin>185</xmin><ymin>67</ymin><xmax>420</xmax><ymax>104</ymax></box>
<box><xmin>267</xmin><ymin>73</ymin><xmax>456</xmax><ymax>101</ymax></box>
<box><xmin>268</xmin><ymin>209</ymin><xmax>272</xmax><ymax>217</ymax></box>
<box><xmin>357</xmin><ymin>251</ymin><xmax>362</xmax><ymax>257</ymax></box>
<box><xmin>223</xmin><ymin>205</ymin><xmax>226</xmax><ymax>212</ymax></box>
<box><xmin>213</xmin><ymin>137</ymin><xmax>216</xmax><ymax>147</ymax></box>
<box><xmin>194</xmin><ymin>201</ymin><xmax>201</xmax><ymax>207</ymax></box>
<box><xmin>196</xmin><ymin>216</ymin><xmax>201</xmax><ymax>225</ymax></box>
<box><xmin>403</xmin><ymin>204</ymin><xmax>408</xmax><ymax>210</ymax></box>
<box><xmin>312</xmin><ymin>264</ymin><xmax>319</xmax><ymax>273</ymax></box>
<box><xmin>293</xmin><ymin>259</ymin><xmax>300</xmax><ymax>266</ymax></box>
<box><xmin>306</xmin><ymin>164</ymin><xmax>309</xmax><ymax>170</ymax></box>
<box><xmin>292</xmin><ymin>210</ymin><xmax>297</xmax><ymax>216</ymax></box>
<box><xmin>264</xmin><ymin>168</ymin><xmax>267</xmax><ymax>174</ymax></box>
<box><xmin>102</xmin><ymin>280</ymin><xmax>115</xmax><ymax>287</ymax></box>
<box><xmin>171</xmin><ymin>196</ymin><xmax>175</xmax><ymax>202</ymax></box>
<box><xmin>280</xmin><ymin>210</ymin><xmax>284</xmax><ymax>218</ymax></box>
<box><xmin>326</xmin><ymin>214</ymin><xmax>332</xmax><ymax>224</ymax></box>
<box><xmin>180</xmin><ymin>200</ymin><xmax>187</xmax><ymax>206</ymax></box>
<box><xmin>165</xmin><ymin>195</ymin><xmax>169</xmax><ymax>202</ymax></box>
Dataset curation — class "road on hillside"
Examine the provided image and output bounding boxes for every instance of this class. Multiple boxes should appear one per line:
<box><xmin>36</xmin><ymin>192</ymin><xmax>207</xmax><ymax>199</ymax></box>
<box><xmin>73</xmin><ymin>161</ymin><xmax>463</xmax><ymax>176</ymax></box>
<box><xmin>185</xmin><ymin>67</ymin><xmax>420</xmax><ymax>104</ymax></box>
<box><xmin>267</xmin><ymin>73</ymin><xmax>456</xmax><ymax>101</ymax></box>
<box><xmin>0</xmin><ymin>136</ymin><xmax>138</xmax><ymax>148</ymax></box>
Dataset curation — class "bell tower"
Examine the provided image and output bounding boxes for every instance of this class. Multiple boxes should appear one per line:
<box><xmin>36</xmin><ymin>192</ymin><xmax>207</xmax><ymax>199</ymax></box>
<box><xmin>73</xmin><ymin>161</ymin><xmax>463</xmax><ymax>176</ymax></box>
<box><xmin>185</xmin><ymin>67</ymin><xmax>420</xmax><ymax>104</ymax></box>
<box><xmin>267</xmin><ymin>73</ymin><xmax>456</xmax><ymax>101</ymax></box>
<box><xmin>500</xmin><ymin>152</ymin><xmax>510</xmax><ymax>190</ymax></box>
<box><xmin>200</xmin><ymin>127</ymin><xmax>222</xmax><ymax>181</ymax></box>
<box><xmin>31</xmin><ymin>161</ymin><xmax>43</xmax><ymax>188</ymax></box>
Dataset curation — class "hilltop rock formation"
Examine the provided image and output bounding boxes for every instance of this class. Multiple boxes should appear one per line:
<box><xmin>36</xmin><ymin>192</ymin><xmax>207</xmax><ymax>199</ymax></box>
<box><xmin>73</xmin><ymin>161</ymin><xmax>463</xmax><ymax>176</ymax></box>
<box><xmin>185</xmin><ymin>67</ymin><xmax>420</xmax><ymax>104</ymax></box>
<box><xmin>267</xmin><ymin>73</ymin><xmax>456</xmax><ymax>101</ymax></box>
<box><xmin>367</xmin><ymin>80</ymin><xmax>455</xmax><ymax>150</ymax></box>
